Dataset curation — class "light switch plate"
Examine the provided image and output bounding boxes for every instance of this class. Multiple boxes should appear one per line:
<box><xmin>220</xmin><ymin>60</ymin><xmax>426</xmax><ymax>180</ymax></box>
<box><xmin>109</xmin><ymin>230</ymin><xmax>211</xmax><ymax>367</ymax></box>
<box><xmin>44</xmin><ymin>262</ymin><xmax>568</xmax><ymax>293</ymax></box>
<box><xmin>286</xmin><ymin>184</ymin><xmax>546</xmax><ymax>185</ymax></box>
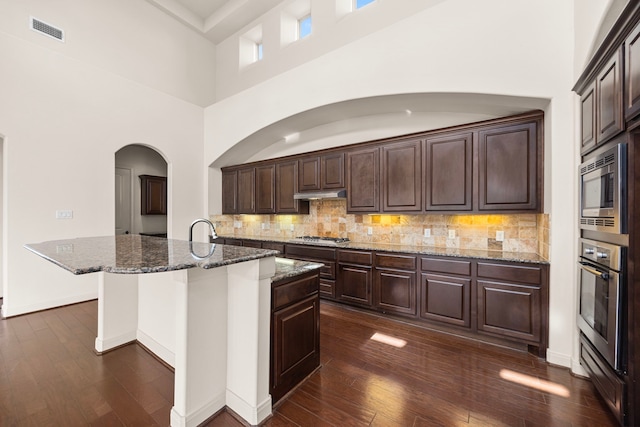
<box><xmin>448</xmin><ymin>229</ymin><xmax>456</xmax><ymax>239</ymax></box>
<box><xmin>496</xmin><ymin>230</ymin><xmax>505</xmax><ymax>242</ymax></box>
<box><xmin>55</xmin><ymin>210</ymin><xmax>73</xmax><ymax>219</ymax></box>
<box><xmin>367</xmin><ymin>227</ymin><xmax>373</xmax><ymax>235</ymax></box>
<box><xmin>423</xmin><ymin>228</ymin><xmax>431</xmax><ymax>237</ymax></box>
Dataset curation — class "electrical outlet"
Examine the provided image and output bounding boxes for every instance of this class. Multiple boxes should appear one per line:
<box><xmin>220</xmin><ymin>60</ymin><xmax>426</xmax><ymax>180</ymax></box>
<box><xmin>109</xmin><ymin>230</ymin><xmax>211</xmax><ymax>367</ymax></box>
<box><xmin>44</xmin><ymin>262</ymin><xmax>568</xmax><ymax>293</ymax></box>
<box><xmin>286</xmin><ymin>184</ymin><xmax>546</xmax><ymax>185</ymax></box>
<box><xmin>234</xmin><ymin>221</ymin><xmax>242</xmax><ymax>228</ymax></box>
<box><xmin>423</xmin><ymin>228</ymin><xmax>431</xmax><ymax>237</ymax></box>
<box><xmin>367</xmin><ymin>227</ymin><xmax>373</xmax><ymax>235</ymax></box>
<box><xmin>496</xmin><ymin>230</ymin><xmax>505</xmax><ymax>242</ymax></box>
<box><xmin>55</xmin><ymin>210</ymin><xmax>73</xmax><ymax>219</ymax></box>
<box><xmin>290</xmin><ymin>224</ymin><xmax>295</xmax><ymax>231</ymax></box>
<box><xmin>448</xmin><ymin>229</ymin><xmax>456</xmax><ymax>239</ymax></box>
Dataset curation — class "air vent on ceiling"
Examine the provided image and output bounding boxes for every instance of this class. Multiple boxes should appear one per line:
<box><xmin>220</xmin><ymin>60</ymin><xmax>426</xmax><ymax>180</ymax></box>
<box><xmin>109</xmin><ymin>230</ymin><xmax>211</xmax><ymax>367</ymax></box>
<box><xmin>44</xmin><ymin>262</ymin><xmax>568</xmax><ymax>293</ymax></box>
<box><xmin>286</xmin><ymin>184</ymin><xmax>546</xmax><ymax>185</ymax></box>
<box><xmin>30</xmin><ymin>16</ymin><xmax>64</xmax><ymax>42</ymax></box>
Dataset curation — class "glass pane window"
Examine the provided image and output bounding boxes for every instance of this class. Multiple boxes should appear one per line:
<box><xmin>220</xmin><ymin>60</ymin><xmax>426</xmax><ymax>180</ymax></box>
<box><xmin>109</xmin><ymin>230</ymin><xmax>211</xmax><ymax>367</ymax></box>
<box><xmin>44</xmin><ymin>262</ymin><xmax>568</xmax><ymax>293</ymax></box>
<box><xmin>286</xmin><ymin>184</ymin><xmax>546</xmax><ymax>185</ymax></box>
<box><xmin>298</xmin><ymin>14</ymin><xmax>312</xmax><ymax>39</ymax></box>
<box><xmin>255</xmin><ymin>42</ymin><xmax>263</xmax><ymax>61</ymax></box>
<box><xmin>355</xmin><ymin>0</ymin><xmax>375</xmax><ymax>9</ymax></box>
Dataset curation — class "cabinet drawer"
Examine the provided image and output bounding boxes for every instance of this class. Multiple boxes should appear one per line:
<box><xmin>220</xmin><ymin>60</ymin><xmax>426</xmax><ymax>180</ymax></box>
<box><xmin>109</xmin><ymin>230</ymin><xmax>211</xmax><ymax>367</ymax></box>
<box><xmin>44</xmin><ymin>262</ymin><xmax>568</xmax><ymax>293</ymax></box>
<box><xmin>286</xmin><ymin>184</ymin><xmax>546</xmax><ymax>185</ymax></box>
<box><xmin>580</xmin><ymin>335</ymin><xmax>626</xmax><ymax>425</ymax></box>
<box><xmin>272</xmin><ymin>274</ymin><xmax>319</xmax><ymax>310</ymax></box>
<box><xmin>375</xmin><ymin>253</ymin><xmax>416</xmax><ymax>270</ymax></box>
<box><xmin>262</xmin><ymin>242</ymin><xmax>285</xmax><ymax>252</ymax></box>
<box><xmin>243</xmin><ymin>240</ymin><xmax>262</xmax><ymax>248</ymax></box>
<box><xmin>319</xmin><ymin>278</ymin><xmax>335</xmax><ymax>299</ymax></box>
<box><xmin>421</xmin><ymin>257</ymin><xmax>471</xmax><ymax>276</ymax></box>
<box><xmin>338</xmin><ymin>249</ymin><xmax>372</xmax><ymax>265</ymax></box>
<box><xmin>477</xmin><ymin>262</ymin><xmax>541</xmax><ymax>285</ymax></box>
<box><xmin>223</xmin><ymin>238</ymin><xmax>243</xmax><ymax>246</ymax></box>
<box><xmin>286</xmin><ymin>244</ymin><xmax>337</xmax><ymax>261</ymax></box>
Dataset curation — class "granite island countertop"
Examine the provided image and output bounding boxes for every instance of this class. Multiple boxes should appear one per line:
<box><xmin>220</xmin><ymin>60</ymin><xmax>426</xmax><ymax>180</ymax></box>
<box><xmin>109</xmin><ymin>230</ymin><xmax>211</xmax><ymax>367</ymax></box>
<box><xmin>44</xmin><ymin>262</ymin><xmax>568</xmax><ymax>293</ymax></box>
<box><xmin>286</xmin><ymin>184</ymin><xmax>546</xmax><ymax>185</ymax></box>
<box><xmin>272</xmin><ymin>258</ymin><xmax>323</xmax><ymax>282</ymax></box>
<box><xmin>24</xmin><ymin>235</ymin><xmax>279</xmax><ymax>275</ymax></box>
<box><xmin>218</xmin><ymin>235</ymin><xmax>549</xmax><ymax>264</ymax></box>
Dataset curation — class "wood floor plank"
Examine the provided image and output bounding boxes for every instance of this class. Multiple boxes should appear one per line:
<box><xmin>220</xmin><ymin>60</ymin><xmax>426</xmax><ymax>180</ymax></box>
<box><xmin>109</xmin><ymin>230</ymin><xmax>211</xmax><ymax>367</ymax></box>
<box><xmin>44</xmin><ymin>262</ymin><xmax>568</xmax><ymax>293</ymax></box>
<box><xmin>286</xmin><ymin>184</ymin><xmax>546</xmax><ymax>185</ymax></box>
<box><xmin>0</xmin><ymin>299</ymin><xmax>620</xmax><ymax>427</ymax></box>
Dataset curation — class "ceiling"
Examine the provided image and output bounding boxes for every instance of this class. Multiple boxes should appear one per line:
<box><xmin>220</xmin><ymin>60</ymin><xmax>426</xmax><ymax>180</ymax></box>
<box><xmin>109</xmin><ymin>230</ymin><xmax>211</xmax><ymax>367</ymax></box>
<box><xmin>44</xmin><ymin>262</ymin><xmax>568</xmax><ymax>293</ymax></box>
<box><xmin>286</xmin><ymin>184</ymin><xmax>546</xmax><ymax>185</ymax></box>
<box><xmin>146</xmin><ymin>0</ymin><xmax>284</xmax><ymax>43</ymax></box>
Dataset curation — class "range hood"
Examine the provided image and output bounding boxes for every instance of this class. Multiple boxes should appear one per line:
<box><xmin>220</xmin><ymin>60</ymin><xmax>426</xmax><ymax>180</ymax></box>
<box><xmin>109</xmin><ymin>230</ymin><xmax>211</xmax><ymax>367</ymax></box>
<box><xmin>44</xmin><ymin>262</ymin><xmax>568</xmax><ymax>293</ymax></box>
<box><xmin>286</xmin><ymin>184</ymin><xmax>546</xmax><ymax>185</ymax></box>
<box><xmin>293</xmin><ymin>189</ymin><xmax>346</xmax><ymax>200</ymax></box>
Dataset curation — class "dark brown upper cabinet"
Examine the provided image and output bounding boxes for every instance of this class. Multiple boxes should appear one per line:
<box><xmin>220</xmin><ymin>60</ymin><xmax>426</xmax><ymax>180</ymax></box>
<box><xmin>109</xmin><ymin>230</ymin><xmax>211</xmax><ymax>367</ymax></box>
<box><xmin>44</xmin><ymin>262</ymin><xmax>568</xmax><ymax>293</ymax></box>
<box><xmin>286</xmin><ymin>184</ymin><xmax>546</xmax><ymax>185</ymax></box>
<box><xmin>276</xmin><ymin>160</ymin><xmax>309</xmax><ymax>214</ymax></box>
<box><xmin>596</xmin><ymin>48</ymin><xmax>624</xmax><ymax>146</ymax></box>
<box><xmin>347</xmin><ymin>147</ymin><xmax>379</xmax><ymax>212</ymax></box>
<box><xmin>256</xmin><ymin>164</ymin><xmax>276</xmax><ymax>214</ymax></box>
<box><xmin>321</xmin><ymin>152</ymin><xmax>345</xmax><ymax>189</ymax></box>
<box><xmin>139</xmin><ymin>175</ymin><xmax>166</xmax><ymax>215</ymax></box>
<box><xmin>626</xmin><ymin>23</ymin><xmax>640</xmax><ymax>121</ymax></box>
<box><xmin>237</xmin><ymin>167</ymin><xmax>255</xmax><ymax>214</ymax></box>
<box><xmin>424</xmin><ymin>132</ymin><xmax>473</xmax><ymax>211</ymax></box>
<box><xmin>298</xmin><ymin>156</ymin><xmax>321</xmax><ymax>191</ymax></box>
<box><xmin>381</xmin><ymin>139</ymin><xmax>422</xmax><ymax>212</ymax></box>
<box><xmin>222</xmin><ymin>170</ymin><xmax>238</xmax><ymax>214</ymax></box>
<box><xmin>298</xmin><ymin>153</ymin><xmax>345</xmax><ymax>192</ymax></box>
<box><xmin>478</xmin><ymin>120</ymin><xmax>539</xmax><ymax>211</ymax></box>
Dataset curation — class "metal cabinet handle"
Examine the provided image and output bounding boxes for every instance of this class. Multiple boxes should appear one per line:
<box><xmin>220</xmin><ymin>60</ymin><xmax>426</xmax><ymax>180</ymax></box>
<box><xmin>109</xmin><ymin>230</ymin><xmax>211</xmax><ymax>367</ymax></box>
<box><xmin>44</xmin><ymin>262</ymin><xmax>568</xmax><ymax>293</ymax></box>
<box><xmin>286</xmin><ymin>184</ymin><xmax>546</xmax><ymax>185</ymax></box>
<box><xmin>579</xmin><ymin>262</ymin><xmax>610</xmax><ymax>280</ymax></box>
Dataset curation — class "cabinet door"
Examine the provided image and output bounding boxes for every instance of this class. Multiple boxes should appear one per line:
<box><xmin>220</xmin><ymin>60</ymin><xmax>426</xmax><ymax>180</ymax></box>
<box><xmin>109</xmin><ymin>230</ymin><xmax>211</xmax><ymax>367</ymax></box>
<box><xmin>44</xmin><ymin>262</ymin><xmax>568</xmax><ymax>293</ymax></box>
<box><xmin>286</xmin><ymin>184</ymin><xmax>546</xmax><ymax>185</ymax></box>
<box><xmin>271</xmin><ymin>295</ymin><xmax>320</xmax><ymax>402</ymax></box>
<box><xmin>580</xmin><ymin>82</ymin><xmax>597</xmax><ymax>154</ymax></box>
<box><xmin>381</xmin><ymin>139</ymin><xmax>422</xmax><ymax>212</ymax></box>
<box><xmin>424</xmin><ymin>132</ymin><xmax>472</xmax><ymax>211</ymax></box>
<box><xmin>140</xmin><ymin>175</ymin><xmax>166</xmax><ymax>215</ymax></box>
<box><xmin>374</xmin><ymin>269</ymin><xmax>416</xmax><ymax>316</ymax></box>
<box><xmin>347</xmin><ymin>147</ymin><xmax>379</xmax><ymax>212</ymax></box>
<box><xmin>322</xmin><ymin>152</ymin><xmax>345</xmax><ymax>189</ymax></box>
<box><xmin>276</xmin><ymin>161</ymin><xmax>308</xmax><ymax>214</ymax></box>
<box><xmin>237</xmin><ymin>167</ymin><xmax>255</xmax><ymax>214</ymax></box>
<box><xmin>298</xmin><ymin>156</ymin><xmax>321</xmax><ymax>192</ymax></box>
<box><xmin>337</xmin><ymin>264</ymin><xmax>372</xmax><ymax>306</ymax></box>
<box><xmin>221</xmin><ymin>170</ymin><xmax>238</xmax><ymax>214</ymax></box>
<box><xmin>626</xmin><ymin>23</ymin><xmax>640</xmax><ymax>120</ymax></box>
<box><xmin>256</xmin><ymin>164</ymin><xmax>275</xmax><ymax>214</ymax></box>
<box><xmin>478</xmin><ymin>121</ymin><xmax>538</xmax><ymax>211</ymax></box>
<box><xmin>420</xmin><ymin>273</ymin><xmax>471</xmax><ymax>328</ymax></box>
<box><xmin>477</xmin><ymin>280</ymin><xmax>541</xmax><ymax>343</ymax></box>
<box><xmin>597</xmin><ymin>49</ymin><xmax>624</xmax><ymax>144</ymax></box>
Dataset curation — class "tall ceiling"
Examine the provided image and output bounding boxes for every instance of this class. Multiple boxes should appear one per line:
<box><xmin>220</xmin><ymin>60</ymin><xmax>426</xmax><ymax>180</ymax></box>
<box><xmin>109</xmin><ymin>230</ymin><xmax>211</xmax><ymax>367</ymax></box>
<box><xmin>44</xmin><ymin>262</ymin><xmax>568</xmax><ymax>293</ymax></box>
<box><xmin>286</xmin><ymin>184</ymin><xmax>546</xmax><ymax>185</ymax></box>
<box><xmin>146</xmin><ymin>0</ymin><xmax>284</xmax><ymax>43</ymax></box>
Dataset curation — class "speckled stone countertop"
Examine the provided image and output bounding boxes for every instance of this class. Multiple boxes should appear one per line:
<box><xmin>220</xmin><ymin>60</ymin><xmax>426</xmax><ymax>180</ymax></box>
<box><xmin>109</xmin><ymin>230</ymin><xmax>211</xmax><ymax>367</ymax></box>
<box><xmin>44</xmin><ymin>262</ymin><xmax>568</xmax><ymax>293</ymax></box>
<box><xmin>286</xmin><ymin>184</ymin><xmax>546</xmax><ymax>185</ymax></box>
<box><xmin>220</xmin><ymin>235</ymin><xmax>549</xmax><ymax>265</ymax></box>
<box><xmin>272</xmin><ymin>258</ymin><xmax>323</xmax><ymax>283</ymax></box>
<box><xmin>24</xmin><ymin>235</ymin><xmax>280</xmax><ymax>275</ymax></box>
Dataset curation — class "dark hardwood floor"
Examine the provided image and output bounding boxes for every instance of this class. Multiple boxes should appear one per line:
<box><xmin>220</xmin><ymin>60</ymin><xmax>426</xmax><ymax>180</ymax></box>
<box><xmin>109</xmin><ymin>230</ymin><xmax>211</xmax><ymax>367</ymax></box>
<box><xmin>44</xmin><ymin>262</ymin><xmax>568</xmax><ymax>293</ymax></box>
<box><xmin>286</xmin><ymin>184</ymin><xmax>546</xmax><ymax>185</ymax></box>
<box><xmin>0</xmin><ymin>298</ymin><xmax>619</xmax><ymax>426</ymax></box>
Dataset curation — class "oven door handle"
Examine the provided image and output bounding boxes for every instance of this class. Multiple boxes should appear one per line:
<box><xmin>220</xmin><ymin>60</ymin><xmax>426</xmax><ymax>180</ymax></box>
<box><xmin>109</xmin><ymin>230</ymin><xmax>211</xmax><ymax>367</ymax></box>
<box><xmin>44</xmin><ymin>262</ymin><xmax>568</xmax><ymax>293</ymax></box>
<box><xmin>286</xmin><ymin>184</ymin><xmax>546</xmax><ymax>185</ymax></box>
<box><xmin>579</xmin><ymin>262</ymin><xmax>610</xmax><ymax>280</ymax></box>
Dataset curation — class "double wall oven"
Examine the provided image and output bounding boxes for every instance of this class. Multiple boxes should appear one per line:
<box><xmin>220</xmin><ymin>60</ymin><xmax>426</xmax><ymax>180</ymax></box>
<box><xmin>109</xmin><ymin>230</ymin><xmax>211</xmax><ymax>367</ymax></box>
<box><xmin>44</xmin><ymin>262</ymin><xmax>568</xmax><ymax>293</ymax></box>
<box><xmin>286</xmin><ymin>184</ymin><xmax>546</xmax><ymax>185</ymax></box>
<box><xmin>578</xmin><ymin>142</ymin><xmax>628</xmax><ymax>374</ymax></box>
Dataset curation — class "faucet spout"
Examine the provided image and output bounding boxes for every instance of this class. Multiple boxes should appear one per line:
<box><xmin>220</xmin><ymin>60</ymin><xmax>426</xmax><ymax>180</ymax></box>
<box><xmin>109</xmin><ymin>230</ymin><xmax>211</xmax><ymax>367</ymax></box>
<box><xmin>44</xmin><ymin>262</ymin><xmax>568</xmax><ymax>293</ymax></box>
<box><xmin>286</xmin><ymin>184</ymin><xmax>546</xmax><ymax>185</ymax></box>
<box><xmin>189</xmin><ymin>218</ymin><xmax>217</xmax><ymax>242</ymax></box>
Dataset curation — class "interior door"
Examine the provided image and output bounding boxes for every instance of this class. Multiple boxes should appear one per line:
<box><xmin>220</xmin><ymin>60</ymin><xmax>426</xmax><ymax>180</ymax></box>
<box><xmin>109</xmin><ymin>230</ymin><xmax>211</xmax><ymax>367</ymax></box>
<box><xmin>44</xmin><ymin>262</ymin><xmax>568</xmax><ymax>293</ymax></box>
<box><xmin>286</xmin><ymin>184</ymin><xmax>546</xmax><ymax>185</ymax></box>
<box><xmin>115</xmin><ymin>167</ymin><xmax>132</xmax><ymax>235</ymax></box>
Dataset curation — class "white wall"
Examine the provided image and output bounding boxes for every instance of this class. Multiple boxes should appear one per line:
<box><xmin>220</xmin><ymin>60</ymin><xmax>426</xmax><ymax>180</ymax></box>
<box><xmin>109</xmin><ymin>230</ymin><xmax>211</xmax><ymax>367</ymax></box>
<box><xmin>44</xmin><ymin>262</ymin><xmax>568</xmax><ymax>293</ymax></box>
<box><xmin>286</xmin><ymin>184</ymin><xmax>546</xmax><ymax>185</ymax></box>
<box><xmin>0</xmin><ymin>0</ymin><xmax>216</xmax><ymax>106</ymax></box>
<box><xmin>205</xmin><ymin>0</ymin><xmax>581</xmax><ymax>368</ymax></box>
<box><xmin>0</xmin><ymin>136</ymin><xmax>4</xmax><ymax>299</ymax></box>
<box><xmin>0</xmin><ymin>0</ymin><xmax>207</xmax><ymax>317</ymax></box>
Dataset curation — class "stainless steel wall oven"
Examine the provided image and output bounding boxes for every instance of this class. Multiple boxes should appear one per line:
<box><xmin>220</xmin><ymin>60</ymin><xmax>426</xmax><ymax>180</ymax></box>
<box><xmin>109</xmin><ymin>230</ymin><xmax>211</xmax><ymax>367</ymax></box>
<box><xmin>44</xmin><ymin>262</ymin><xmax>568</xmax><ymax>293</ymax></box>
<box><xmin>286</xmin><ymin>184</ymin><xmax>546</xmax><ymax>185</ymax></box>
<box><xmin>577</xmin><ymin>238</ymin><xmax>626</xmax><ymax>371</ymax></box>
<box><xmin>579</xmin><ymin>143</ymin><xmax>627</xmax><ymax>234</ymax></box>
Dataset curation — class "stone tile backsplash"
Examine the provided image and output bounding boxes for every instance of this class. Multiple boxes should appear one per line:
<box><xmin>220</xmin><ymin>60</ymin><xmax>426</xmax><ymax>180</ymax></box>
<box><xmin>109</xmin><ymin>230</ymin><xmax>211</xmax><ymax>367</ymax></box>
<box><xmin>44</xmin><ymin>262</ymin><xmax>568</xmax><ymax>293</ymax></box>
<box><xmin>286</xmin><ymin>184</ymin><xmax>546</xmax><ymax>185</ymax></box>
<box><xmin>211</xmin><ymin>199</ymin><xmax>550</xmax><ymax>259</ymax></box>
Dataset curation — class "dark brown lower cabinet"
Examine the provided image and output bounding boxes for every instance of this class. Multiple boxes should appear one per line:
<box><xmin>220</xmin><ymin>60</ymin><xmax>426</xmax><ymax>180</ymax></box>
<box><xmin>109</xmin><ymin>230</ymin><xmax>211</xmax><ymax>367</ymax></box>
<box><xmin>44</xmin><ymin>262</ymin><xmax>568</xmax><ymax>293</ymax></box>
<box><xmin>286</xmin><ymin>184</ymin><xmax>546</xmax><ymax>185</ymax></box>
<box><xmin>285</xmin><ymin>245</ymin><xmax>337</xmax><ymax>300</ymax></box>
<box><xmin>477</xmin><ymin>279</ymin><xmax>541</xmax><ymax>343</ymax></box>
<box><xmin>420</xmin><ymin>273</ymin><xmax>471</xmax><ymax>328</ymax></box>
<box><xmin>373</xmin><ymin>253</ymin><xmax>417</xmax><ymax>315</ymax></box>
<box><xmin>374</xmin><ymin>269</ymin><xmax>416</xmax><ymax>315</ymax></box>
<box><xmin>271</xmin><ymin>272</ymin><xmax>320</xmax><ymax>403</ymax></box>
<box><xmin>337</xmin><ymin>250</ymin><xmax>373</xmax><ymax>307</ymax></box>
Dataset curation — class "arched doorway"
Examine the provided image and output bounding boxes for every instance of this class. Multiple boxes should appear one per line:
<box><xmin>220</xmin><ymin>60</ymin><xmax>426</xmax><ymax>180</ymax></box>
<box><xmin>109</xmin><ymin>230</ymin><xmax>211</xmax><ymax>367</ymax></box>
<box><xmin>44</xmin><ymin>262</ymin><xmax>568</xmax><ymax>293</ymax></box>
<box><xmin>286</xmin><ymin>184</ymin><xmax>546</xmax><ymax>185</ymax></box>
<box><xmin>115</xmin><ymin>145</ymin><xmax>168</xmax><ymax>236</ymax></box>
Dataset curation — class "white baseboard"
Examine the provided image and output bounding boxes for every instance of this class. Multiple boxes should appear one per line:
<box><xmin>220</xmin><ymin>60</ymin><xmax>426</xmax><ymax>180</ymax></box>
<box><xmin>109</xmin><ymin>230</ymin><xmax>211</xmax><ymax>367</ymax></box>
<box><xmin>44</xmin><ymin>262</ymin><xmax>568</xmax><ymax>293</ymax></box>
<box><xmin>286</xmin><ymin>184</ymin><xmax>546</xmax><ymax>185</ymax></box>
<box><xmin>95</xmin><ymin>330</ymin><xmax>137</xmax><ymax>353</ymax></box>
<box><xmin>1</xmin><ymin>292</ymin><xmax>97</xmax><ymax>318</ymax></box>
<box><xmin>546</xmin><ymin>348</ymin><xmax>572</xmax><ymax>368</ymax></box>
<box><xmin>137</xmin><ymin>329</ymin><xmax>175</xmax><ymax>368</ymax></box>
<box><xmin>226</xmin><ymin>389</ymin><xmax>272</xmax><ymax>426</ymax></box>
<box><xmin>170</xmin><ymin>392</ymin><xmax>226</xmax><ymax>427</ymax></box>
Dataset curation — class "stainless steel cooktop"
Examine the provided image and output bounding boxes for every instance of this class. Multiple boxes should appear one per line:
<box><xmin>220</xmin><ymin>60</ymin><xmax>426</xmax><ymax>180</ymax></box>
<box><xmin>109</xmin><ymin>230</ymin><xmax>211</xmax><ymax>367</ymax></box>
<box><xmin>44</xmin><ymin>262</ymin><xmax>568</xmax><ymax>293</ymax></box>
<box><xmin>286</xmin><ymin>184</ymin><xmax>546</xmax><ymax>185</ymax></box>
<box><xmin>288</xmin><ymin>236</ymin><xmax>350</xmax><ymax>246</ymax></box>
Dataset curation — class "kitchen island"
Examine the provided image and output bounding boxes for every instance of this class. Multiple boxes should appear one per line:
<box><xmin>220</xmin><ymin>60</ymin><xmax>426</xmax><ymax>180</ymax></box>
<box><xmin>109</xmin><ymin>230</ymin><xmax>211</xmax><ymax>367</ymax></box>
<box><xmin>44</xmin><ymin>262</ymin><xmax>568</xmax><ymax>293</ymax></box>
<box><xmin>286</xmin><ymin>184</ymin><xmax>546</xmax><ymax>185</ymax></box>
<box><xmin>25</xmin><ymin>235</ymin><xmax>282</xmax><ymax>427</ymax></box>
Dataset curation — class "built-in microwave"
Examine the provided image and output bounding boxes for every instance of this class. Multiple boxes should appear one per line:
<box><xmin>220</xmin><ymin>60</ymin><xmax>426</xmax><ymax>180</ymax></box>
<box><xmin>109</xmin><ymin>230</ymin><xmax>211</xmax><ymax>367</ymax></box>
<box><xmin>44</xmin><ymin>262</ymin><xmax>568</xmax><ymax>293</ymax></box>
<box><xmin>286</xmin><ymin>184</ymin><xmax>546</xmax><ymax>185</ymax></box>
<box><xmin>579</xmin><ymin>143</ymin><xmax>627</xmax><ymax>234</ymax></box>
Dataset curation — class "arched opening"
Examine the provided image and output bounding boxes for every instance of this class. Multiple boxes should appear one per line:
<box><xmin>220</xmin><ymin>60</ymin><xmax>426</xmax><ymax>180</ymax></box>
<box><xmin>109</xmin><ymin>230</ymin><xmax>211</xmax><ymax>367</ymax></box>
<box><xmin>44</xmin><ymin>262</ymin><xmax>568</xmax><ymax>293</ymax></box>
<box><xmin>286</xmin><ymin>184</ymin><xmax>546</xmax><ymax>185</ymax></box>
<box><xmin>115</xmin><ymin>145</ymin><xmax>168</xmax><ymax>237</ymax></box>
